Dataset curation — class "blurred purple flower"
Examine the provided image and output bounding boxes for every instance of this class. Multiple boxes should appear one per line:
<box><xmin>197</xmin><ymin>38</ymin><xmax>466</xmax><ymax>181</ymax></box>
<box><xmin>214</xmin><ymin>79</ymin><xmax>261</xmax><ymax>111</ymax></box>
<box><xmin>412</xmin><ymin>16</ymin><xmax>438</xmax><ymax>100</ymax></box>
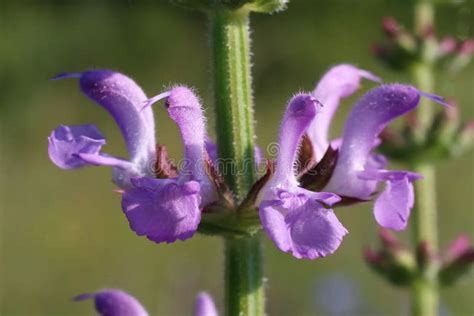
<box><xmin>194</xmin><ymin>292</ymin><xmax>218</xmax><ymax>316</ymax></box>
<box><xmin>75</xmin><ymin>289</ymin><xmax>148</xmax><ymax>316</ymax></box>
<box><xmin>76</xmin><ymin>289</ymin><xmax>218</xmax><ymax>316</ymax></box>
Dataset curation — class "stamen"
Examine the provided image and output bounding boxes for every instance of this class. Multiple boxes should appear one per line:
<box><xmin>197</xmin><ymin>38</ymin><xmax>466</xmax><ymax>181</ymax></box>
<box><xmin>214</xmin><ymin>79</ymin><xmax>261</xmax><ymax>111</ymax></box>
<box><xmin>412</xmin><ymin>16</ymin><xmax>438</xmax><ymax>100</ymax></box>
<box><xmin>141</xmin><ymin>91</ymin><xmax>172</xmax><ymax>111</ymax></box>
<box><xmin>359</xmin><ymin>70</ymin><xmax>382</xmax><ymax>83</ymax></box>
<box><xmin>419</xmin><ymin>90</ymin><xmax>450</xmax><ymax>107</ymax></box>
<box><xmin>50</xmin><ymin>72</ymin><xmax>82</xmax><ymax>80</ymax></box>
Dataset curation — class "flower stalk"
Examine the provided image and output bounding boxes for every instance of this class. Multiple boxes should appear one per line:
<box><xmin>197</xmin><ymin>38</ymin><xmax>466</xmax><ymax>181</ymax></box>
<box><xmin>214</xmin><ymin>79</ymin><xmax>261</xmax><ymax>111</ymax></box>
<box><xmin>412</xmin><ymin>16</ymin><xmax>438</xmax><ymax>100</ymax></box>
<box><xmin>210</xmin><ymin>8</ymin><xmax>256</xmax><ymax>199</ymax></box>
<box><xmin>209</xmin><ymin>7</ymin><xmax>263</xmax><ymax>316</ymax></box>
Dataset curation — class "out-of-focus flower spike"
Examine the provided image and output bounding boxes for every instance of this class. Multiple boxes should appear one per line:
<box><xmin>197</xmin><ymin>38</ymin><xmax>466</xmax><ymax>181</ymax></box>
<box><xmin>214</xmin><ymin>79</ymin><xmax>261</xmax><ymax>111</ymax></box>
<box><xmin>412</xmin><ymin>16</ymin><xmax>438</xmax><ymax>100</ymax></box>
<box><xmin>439</xmin><ymin>36</ymin><xmax>457</xmax><ymax>55</ymax></box>
<box><xmin>74</xmin><ymin>289</ymin><xmax>148</xmax><ymax>316</ymax></box>
<box><xmin>459</xmin><ymin>39</ymin><xmax>474</xmax><ymax>56</ymax></box>
<box><xmin>439</xmin><ymin>234</ymin><xmax>474</xmax><ymax>286</ymax></box>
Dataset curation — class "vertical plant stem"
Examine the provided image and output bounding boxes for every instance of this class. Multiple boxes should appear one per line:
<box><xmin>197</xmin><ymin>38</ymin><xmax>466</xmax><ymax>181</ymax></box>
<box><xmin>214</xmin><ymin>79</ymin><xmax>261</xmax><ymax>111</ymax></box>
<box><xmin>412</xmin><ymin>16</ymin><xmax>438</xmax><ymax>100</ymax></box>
<box><xmin>410</xmin><ymin>163</ymin><xmax>438</xmax><ymax>316</ymax></box>
<box><xmin>209</xmin><ymin>8</ymin><xmax>264</xmax><ymax>316</ymax></box>
<box><xmin>410</xmin><ymin>1</ymin><xmax>439</xmax><ymax>315</ymax></box>
<box><xmin>210</xmin><ymin>8</ymin><xmax>256</xmax><ymax>199</ymax></box>
<box><xmin>225</xmin><ymin>235</ymin><xmax>264</xmax><ymax>316</ymax></box>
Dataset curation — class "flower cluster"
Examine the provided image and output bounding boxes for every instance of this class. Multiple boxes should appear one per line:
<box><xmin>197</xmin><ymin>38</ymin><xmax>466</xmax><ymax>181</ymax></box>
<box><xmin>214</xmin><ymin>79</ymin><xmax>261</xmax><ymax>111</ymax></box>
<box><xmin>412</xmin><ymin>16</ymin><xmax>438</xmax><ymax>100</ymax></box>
<box><xmin>365</xmin><ymin>229</ymin><xmax>474</xmax><ymax>287</ymax></box>
<box><xmin>48</xmin><ymin>65</ymin><xmax>445</xmax><ymax>260</ymax></box>
<box><xmin>373</xmin><ymin>16</ymin><xmax>474</xmax><ymax>73</ymax></box>
<box><xmin>75</xmin><ymin>289</ymin><xmax>217</xmax><ymax>316</ymax></box>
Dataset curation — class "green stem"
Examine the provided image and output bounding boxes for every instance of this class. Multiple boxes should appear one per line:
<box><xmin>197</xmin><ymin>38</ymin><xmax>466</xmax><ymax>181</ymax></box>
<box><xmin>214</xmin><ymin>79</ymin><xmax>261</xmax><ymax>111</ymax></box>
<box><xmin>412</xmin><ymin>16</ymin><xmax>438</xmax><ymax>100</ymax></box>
<box><xmin>410</xmin><ymin>1</ymin><xmax>439</xmax><ymax>315</ymax></box>
<box><xmin>225</xmin><ymin>235</ymin><xmax>264</xmax><ymax>316</ymax></box>
<box><xmin>411</xmin><ymin>277</ymin><xmax>438</xmax><ymax>316</ymax></box>
<box><xmin>210</xmin><ymin>8</ymin><xmax>256</xmax><ymax>200</ymax></box>
<box><xmin>208</xmin><ymin>8</ymin><xmax>264</xmax><ymax>316</ymax></box>
<box><xmin>410</xmin><ymin>163</ymin><xmax>439</xmax><ymax>316</ymax></box>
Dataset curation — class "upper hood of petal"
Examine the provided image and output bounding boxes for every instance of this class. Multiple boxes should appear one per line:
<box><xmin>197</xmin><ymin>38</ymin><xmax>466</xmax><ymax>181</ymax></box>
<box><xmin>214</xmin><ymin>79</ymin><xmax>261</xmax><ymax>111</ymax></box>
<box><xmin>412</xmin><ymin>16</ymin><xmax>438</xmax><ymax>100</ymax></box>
<box><xmin>79</xmin><ymin>70</ymin><xmax>156</xmax><ymax>166</ymax></box>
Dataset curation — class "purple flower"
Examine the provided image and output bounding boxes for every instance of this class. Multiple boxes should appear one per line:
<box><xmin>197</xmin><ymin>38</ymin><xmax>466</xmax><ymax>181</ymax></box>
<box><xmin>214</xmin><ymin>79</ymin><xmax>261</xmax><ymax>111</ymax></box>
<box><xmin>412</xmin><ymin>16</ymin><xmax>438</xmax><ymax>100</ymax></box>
<box><xmin>121</xmin><ymin>86</ymin><xmax>217</xmax><ymax>243</ymax></box>
<box><xmin>76</xmin><ymin>289</ymin><xmax>217</xmax><ymax>316</ymax></box>
<box><xmin>74</xmin><ymin>289</ymin><xmax>148</xmax><ymax>316</ymax></box>
<box><xmin>48</xmin><ymin>70</ymin><xmax>156</xmax><ymax>188</ymax></box>
<box><xmin>258</xmin><ymin>93</ymin><xmax>348</xmax><ymax>259</ymax></box>
<box><xmin>194</xmin><ymin>292</ymin><xmax>218</xmax><ymax>316</ymax></box>
<box><xmin>321</xmin><ymin>84</ymin><xmax>446</xmax><ymax>230</ymax></box>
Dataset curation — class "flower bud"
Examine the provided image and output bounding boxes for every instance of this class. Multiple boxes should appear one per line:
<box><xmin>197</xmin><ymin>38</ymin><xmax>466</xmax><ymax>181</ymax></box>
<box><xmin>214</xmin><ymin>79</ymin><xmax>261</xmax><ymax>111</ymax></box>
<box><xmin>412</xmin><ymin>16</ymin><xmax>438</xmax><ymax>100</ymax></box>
<box><xmin>439</xmin><ymin>234</ymin><xmax>474</xmax><ymax>286</ymax></box>
<box><xmin>364</xmin><ymin>230</ymin><xmax>417</xmax><ymax>287</ymax></box>
<box><xmin>439</xmin><ymin>36</ymin><xmax>457</xmax><ymax>55</ymax></box>
<box><xmin>382</xmin><ymin>17</ymin><xmax>400</xmax><ymax>38</ymax></box>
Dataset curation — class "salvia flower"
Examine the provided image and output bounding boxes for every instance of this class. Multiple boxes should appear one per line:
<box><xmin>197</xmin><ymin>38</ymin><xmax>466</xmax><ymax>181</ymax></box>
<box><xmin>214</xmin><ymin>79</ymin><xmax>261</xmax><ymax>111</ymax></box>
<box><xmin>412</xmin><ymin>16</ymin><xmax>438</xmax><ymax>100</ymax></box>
<box><xmin>121</xmin><ymin>86</ymin><xmax>218</xmax><ymax>243</ymax></box>
<box><xmin>302</xmin><ymin>65</ymin><xmax>447</xmax><ymax>231</ymax></box>
<box><xmin>258</xmin><ymin>93</ymin><xmax>348</xmax><ymax>259</ymax></box>
<box><xmin>48</xmin><ymin>70</ymin><xmax>156</xmax><ymax>188</ymax></box>
<box><xmin>321</xmin><ymin>84</ymin><xmax>442</xmax><ymax>231</ymax></box>
<box><xmin>259</xmin><ymin>64</ymin><xmax>447</xmax><ymax>259</ymax></box>
<box><xmin>48</xmin><ymin>71</ymin><xmax>218</xmax><ymax>244</ymax></box>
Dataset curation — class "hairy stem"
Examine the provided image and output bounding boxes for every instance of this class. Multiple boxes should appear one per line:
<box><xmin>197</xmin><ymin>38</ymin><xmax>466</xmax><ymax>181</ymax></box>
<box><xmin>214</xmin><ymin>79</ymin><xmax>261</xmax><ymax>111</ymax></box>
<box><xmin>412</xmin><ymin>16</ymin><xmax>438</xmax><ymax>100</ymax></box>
<box><xmin>209</xmin><ymin>8</ymin><xmax>264</xmax><ymax>316</ymax></box>
<box><xmin>210</xmin><ymin>8</ymin><xmax>256</xmax><ymax>200</ymax></box>
<box><xmin>225</xmin><ymin>235</ymin><xmax>264</xmax><ymax>316</ymax></box>
<box><xmin>410</xmin><ymin>1</ymin><xmax>439</xmax><ymax>315</ymax></box>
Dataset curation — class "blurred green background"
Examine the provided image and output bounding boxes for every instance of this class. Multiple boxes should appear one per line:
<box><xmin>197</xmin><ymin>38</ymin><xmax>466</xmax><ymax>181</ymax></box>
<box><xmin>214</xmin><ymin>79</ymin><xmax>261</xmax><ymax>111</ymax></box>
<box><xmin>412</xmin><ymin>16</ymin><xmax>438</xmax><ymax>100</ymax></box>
<box><xmin>1</xmin><ymin>0</ymin><xmax>473</xmax><ymax>315</ymax></box>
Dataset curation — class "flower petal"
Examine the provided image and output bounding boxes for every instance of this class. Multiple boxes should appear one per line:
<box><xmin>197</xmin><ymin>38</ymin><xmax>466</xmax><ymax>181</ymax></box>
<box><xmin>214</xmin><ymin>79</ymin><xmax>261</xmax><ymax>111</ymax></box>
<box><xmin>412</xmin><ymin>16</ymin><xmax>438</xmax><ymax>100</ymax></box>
<box><xmin>74</xmin><ymin>289</ymin><xmax>148</xmax><ymax>316</ymax></box>
<box><xmin>260</xmin><ymin>190</ymin><xmax>347</xmax><ymax>259</ymax></box>
<box><xmin>164</xmin><ymin>87</ymin><xmax>217</xmax><ymax>206</ymax></box>
<box><xmin>78</xmin><ymin>70</ymin><xmax>156</xmax><ymax>165</ymax></box>
<box><xmin>324</xmin><ymin>84</ymin><xmax>421</xmax><ymax>199</ymax></box>
<box><xmin>272</xmin><ymin>93</ymin><xmax>318</xmax><ymax>183</ymax></box>
<box><xmin>48</xmin><ymin>124</ymin><xmax>105</xmax><ymax>169</ymax></box>
<box><xmin>373</xmin><ymin>177</ymin><xmax>414</xmax><ymax>231</ymax></box>
<box><xmin>357</xmin><ymin>169</ymin><xmax>420</xmax><ymax>230</ymax></box>
<box><xmin>122</xmin><ymin>179</ymin><xmax>201</xmax><ymax>243</ymax></box>
<box><xmin>194</xmin><ymin>292</ymin><xmax>218</xmax><ymax>316</ymax></box>
<box><xmin>307</xmin><ymin>65</ymin><xmax>380</xmax><ymax>161</ymax></box>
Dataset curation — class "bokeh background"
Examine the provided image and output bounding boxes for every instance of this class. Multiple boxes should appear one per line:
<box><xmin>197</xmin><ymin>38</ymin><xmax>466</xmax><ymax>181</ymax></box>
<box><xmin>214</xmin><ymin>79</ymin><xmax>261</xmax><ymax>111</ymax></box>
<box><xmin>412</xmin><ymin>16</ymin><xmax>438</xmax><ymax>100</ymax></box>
<box><xmin>1</xmin><ymin>0</ymin><xmax>473</xmax><ymax>315</ymax></box>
